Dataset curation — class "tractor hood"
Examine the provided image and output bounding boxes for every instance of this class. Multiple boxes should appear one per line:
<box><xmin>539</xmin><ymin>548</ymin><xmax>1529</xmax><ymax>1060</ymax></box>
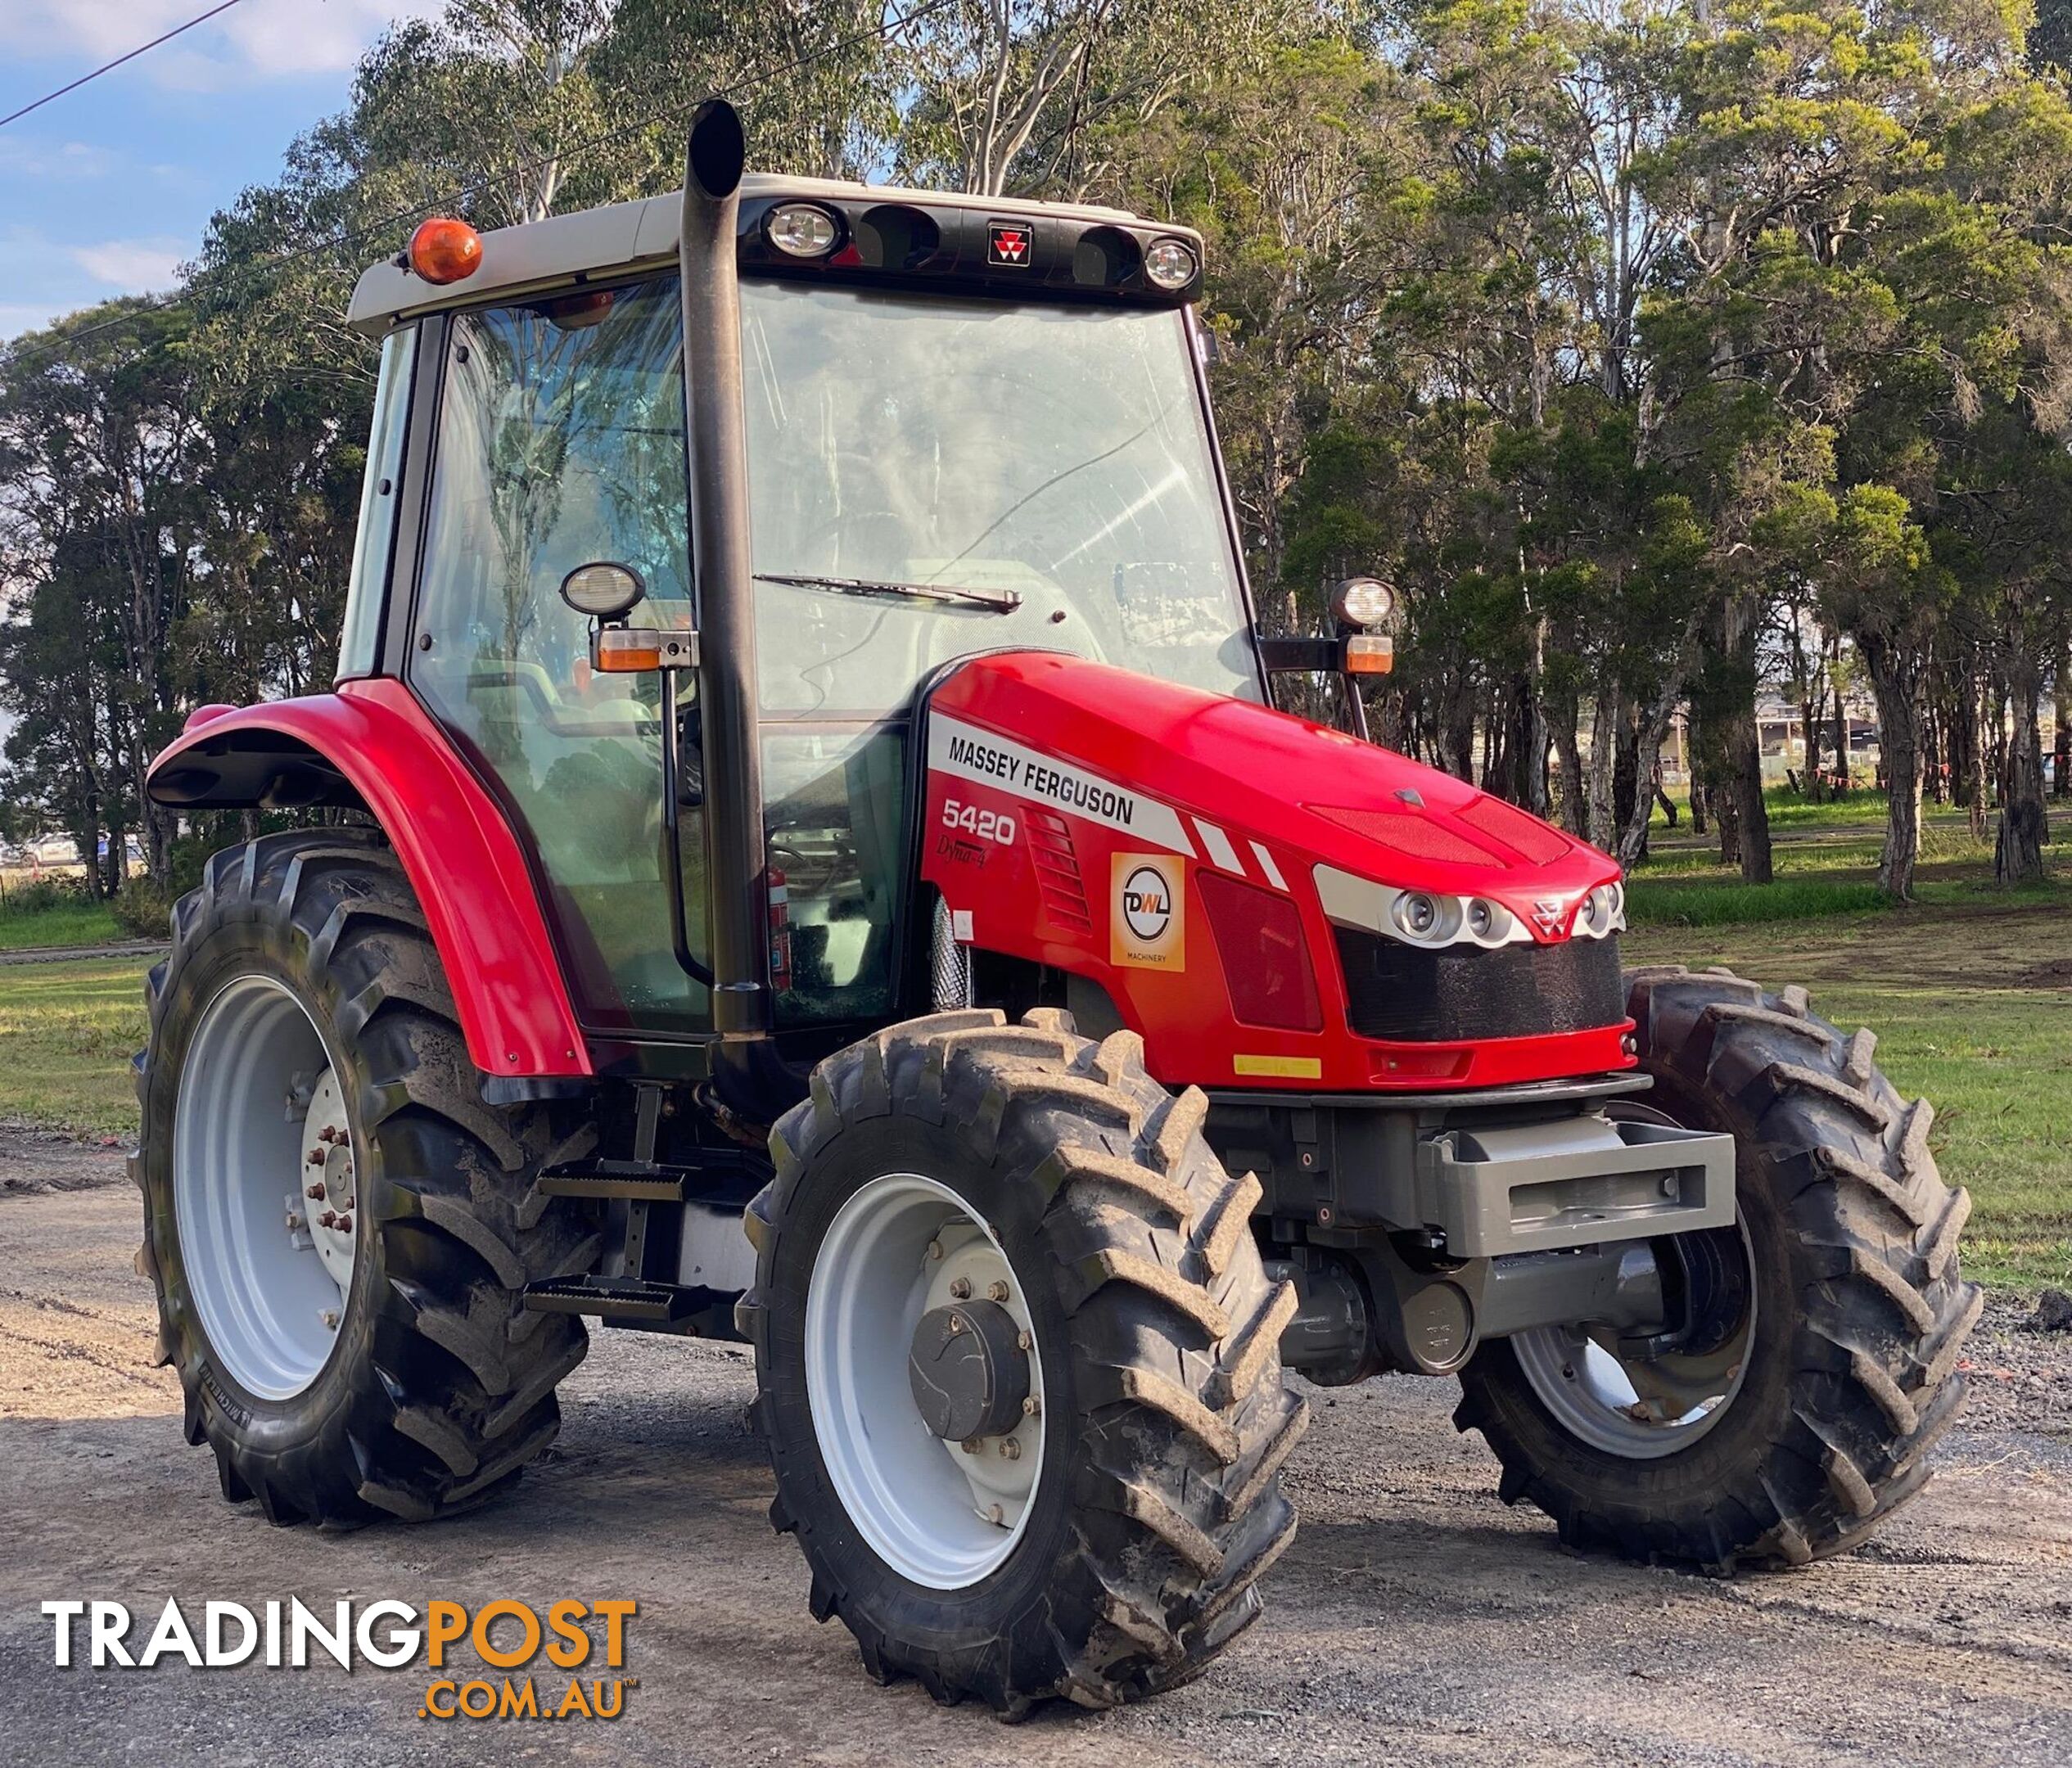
<box><xmin>928</xmin><ymin>651</ymin><xmax>1620</xmax><ymax>931</ymax></box>
<box><xmin>921</xmin><ymin>652</ymin><xmax>1633</xmax><ymax>1092</ymax></box>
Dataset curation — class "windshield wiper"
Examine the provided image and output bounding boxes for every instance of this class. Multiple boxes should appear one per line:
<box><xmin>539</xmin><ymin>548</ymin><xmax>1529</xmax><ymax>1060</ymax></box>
<box><xmin>753</xmin><ymin>571</ymin><xmax>1022</xmax><ymax>612</ymax></box>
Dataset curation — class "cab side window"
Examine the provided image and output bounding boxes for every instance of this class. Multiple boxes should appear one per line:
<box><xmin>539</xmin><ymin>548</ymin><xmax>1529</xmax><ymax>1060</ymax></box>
<box><xmin>336</xmin><ymin>326</ymin><xmax>417</xmax><ymax>680</ymax></box>
<box><xmin>409</xmin><ymin>277</ymin><xmax>709</xmax><ymax>1034</ymax></box>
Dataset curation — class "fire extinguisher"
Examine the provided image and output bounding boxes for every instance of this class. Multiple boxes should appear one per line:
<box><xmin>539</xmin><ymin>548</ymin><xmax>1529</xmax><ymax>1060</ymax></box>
<box><xmin>768</xmin><ymin>867</ymin><xmax>792</xmax><ymax>994</ymax></box>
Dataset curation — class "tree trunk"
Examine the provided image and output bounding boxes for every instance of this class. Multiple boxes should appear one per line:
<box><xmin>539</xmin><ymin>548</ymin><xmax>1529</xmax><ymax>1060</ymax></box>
<box><xmin>1713</xmin><ymin>773</ymin><xmax>1742</xmax><ymax>869</ymax></box>
<box><xmin>1961</xmin><ymin>671</ymin><xmax>1990</xmax><ymax>841</ymax></box>
<box><xmin>1831</xmin><ymin>679</ymin><xmax>1851</xmax><ymax>790</ymax></box>
<box><xmin>1614</xmin><ymin>698</ymin><xmax>1682</xmax><ymax>868</ymax></box>
<box><xmin>1551</xmin><ymin>688</ymin><xmax>1587</xmax><ymax>837</ymax></box>
<box><xmin>1987</xmin><ymin>680</ymin><xmax>2009</xmax><ymax>809</ymax></box>
<box><xmin>1688</xmin><ymin>697</ymin><xmax>1737</xmax><ymax>866</ymax></box>
<box><xmin>1586</xmin><ymin>684</ymin><xmax>1620</xmax><ymax>851</ymax></box>
<box><xmin>1524</xmin><ymin>618</ymin><xmax>1551</xmax><ymax>819</ymax></box>
<box><xmin>1996</xmin><ymin>653</ymin><xmax>2049</xmax><ymax>885</ymax></box>
<box><xmin>1508</xmin><ymin>672</ymin><xmax>1547</xmax><ymax>814</ymax></box>
<box><xmin>2052</xmin><ymin>639</ymin><xmax>2069</xmax><ymax>801</ymax></box>
<box><xmin>1719</xmin><ymin>596</ymin><xmax>1772</xmax><ymax>882</ymax></box>
<box><xmin>1922</xmin><ymin>700</ymin><xmax>1943</xmax><ymax>803</ymax></box>
<box><xmin>1612</xmin><ymin>709</ymin><xmax>1640</xmax><ymax>850</ymax></box>
<box><xmin>1861</xmin><ymin>637</ymin><xmax>1925</xmax><ymax>900</ymax></box>
<box><xmin>1722</xmin><ymin>701</ymin><xmax>1772</xmax><ymax>882</ymax></box>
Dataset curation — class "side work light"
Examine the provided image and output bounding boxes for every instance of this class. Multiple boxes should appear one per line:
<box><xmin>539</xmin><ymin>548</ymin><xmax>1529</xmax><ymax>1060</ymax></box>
<box><xmin>1330</xmin><ymin>576</ymin><xmax>1397</xmax><ymax>629</ymax></box>
<box><xmin>1143</xmin><ymin>237</ymin><xmax>1199</xmax><ymax>290</ymax></box>
<box><xmin>766</xmin><ymin>202</ymin><xmax>842</xmax><ymax>258</ymax></box>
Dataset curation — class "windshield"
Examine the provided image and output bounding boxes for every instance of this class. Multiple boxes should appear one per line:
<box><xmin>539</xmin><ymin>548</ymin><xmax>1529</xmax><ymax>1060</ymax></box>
<box><xmin>739</xmin><ymin>282</ymin><xmax>1258</xmax><ymax>717</ymax></box>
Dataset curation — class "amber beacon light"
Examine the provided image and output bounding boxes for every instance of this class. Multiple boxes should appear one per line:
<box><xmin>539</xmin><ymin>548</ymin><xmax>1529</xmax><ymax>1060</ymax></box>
<box><xmin>406</xmin><ymin>216</ymin><xmax>483</xmax><ymax>285</ymax></box>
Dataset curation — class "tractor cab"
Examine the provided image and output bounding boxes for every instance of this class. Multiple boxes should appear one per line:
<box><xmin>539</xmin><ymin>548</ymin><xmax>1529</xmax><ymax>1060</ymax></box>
<box><xmin>336</xmin><ymin>156</ymin><xmax>1260</xmax><ymax>1055</ymax></box>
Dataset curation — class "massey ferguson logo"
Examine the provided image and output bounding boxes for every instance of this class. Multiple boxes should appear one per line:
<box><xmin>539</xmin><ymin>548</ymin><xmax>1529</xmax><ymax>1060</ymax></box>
<box><xmin>987</xmin><ymin>222</ymin><xmax>1032</xmax><ymax>266</ymax></box>
<box><xmin>1531</xmin><ymin>897</ymin><xmax>1566</xmax><ymax>937</ymax></box>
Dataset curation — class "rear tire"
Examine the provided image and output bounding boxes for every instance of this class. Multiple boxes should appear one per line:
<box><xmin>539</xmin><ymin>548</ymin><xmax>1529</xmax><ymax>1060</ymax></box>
<box><xmin>738</xmin><ymin>1008</ymin><xmax>1305</xmax><ymax>1716</ymax></box>
<box><xmin>1455</xmin><ymin>966</ymin><xmax>1981</xmax><ymax>1570</ymax></box>
<box><xmin>133</xmin><ymin>829</ymin><xmax>600</xmax><ymax>1526</ymax></box>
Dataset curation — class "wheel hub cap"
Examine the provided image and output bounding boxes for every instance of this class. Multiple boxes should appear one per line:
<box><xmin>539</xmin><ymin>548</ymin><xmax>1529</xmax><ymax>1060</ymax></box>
<box><xmin>908</xmin><ymin>1299</ymin><xmax>1030</xmax><ymax>1443</ymax></box>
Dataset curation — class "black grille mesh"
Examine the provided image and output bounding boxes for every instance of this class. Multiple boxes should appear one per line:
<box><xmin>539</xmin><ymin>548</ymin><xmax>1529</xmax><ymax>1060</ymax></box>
<box><xmin>1334</xmin><ymin>929</ymin><xmax>1626</xmax><ymax>1043</ymax></box>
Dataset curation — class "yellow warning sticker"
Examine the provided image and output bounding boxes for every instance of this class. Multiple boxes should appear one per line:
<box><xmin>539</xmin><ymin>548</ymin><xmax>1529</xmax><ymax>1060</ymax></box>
<box><xmin>1111</xmin><ymin>853</ymin><xmax>1185</xmax><ymax>972</ymax></box>
<box><xmin>1233</xmin><ymin>1053</ymin><xmax>1323</xmax><ymax>1080</ymax></box>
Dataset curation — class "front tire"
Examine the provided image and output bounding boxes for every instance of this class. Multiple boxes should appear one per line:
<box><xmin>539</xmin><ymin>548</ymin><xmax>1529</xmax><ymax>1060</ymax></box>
<box><xmin>738</xmin><ymin>1008</ymin><xmax>1305</xmax><ymax>1715</ymax></box>
<box><xmin>1455</xmin><ymin>966</ymin><xmax>1981</xmax><ymax>1570</ymax></box>
<box><xmin>133</xmin><ymin>830</ymin><xmax>599</xmax><ymax>1526</ymax></box>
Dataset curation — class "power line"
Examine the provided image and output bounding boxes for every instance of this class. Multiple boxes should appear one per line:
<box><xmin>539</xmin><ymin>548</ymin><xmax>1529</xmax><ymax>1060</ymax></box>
<box><xmin>0</xmin><ymin>0</ymin><xmax>251</xmax><ymax>131</ymax></box>
<box><xmin>3</xmin><ymin>0</ymin><xmax>952</xmax><ymax>374</ymax></box>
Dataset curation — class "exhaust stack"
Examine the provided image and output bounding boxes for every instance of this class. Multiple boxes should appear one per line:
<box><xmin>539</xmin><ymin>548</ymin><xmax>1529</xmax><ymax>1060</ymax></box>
<box><xmin>678</xmin><ymin>100</ymin><xmax>770</xmax><ymax>1037</ymax></box>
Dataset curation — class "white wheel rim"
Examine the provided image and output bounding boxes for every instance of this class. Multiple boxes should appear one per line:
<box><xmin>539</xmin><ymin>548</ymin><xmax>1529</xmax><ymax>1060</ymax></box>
<box><xmin>1510</xmin><ymin>1220</ymin><xmax>1756</xmax><ymax>1460</ymax></box>
<box><xmin>172</xmin><ymin>974</ymin><xmax>354</xmax><ymax>1400</ymax></box>
<box><xmin>805</xmin><ymin>1173</ymin><xmax>1046</xmax><ymax>1590</ymax></box>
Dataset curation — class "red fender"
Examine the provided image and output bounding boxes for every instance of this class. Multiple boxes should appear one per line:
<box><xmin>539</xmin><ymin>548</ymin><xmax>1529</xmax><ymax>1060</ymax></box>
<box><xmin>148</xmin><ymin>679</ymin><xmax>590</xmax><ymax>1078</ymax></box>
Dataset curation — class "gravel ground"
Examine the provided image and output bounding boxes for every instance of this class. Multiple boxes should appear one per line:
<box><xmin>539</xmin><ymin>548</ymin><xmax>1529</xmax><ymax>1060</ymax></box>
<box><xmin>0</xmin><ymin>940</ymin><xmax>165</xmax><ymax>966</ymax></box>
<box><xmin>1</xmin><ymin>1133</ymin><xmax>2067</xmax><ymax>1768</ymax></box>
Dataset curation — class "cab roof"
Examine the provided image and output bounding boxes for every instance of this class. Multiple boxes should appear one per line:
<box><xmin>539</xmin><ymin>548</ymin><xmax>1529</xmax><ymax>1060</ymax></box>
<box><xmin>345</xmin><ymin>174</ymin><xmax>1201</xmax><ymax>335</ymax></box>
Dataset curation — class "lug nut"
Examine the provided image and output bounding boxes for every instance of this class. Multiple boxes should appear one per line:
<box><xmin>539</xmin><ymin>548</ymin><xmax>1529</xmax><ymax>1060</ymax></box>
<box><xmin>986</xmin><ymin>1280</ymin><xmax>1009</xmax><ymax>1302</ymax></box>
<box><xmin>334</xmin><ymin>1213</ymin><xmax>353</xmax><ymax>1234</ymax></box>
<box><xmin>998</xmin><ymin>1437</ymin><xmax>1021</xmax><ymax>1460</ymax></box>
<box><xmin>318</xmin><ymin>1210</ymin><xmax>337</xmax><ymax>1229</ymax></box>
<box><xmin>1022</xmin><ymin>1395</ymin><xmax>1041</xmax><ymax>1418</ymax></box>
<box><xmin>306</xmin><ymin>1183</ymin><xmax>326</xmax><ymax>1200</ymax></box>
<box><xmin>306</xmin><ymin>1149</ymin><xmax>325</xmax><ymax>1167</ymax></box>
<box><xmin>960</xmin><ymin>1437</ymin><xmax>983</xmax><ymax>1455</ymax></box>
<box><xmin>1016</xmin><ymin>1330</ymin><xmax>1032</xmax><ymax>1352</ymax></box>
<box><xmin>948</xmin><ymin>1277</ymin><xmax>971</xmax><ymax>1300</ymax></box>
<box><xmin>321</xmin><ymin>1310</ymin><xmax>339</xmax><ymax>1330</ymax></box>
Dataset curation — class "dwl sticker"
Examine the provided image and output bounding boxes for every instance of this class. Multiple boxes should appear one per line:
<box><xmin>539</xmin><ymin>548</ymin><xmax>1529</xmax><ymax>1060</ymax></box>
<box><xmin>1112</xmin><ymin>853</ymin><xmax>1185</xmax><ymax>972</ymax></box>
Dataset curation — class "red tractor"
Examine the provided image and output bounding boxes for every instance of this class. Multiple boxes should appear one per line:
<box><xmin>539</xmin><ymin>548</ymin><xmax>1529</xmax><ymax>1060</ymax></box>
<box><xmin>135</xmin><ymin>105</ymin><xmax>1977</xmax><ymax>1715</ymax></box>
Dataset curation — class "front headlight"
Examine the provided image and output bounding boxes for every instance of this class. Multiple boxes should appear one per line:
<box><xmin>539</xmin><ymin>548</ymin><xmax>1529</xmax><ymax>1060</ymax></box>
<box><xmin>1311</xmin><ymin>867</ymin><xmax>1572</xmax><ymax>950</ymax></box>
<box><xmin>1392</xmin><ymin>889</ymin><xmax>1455</xmax><ymax>943</ymax></box>
<box><xmin>1578</xmin><ymin>882</ymin><xmax>1626</xmax><ymax>937</ymax></box>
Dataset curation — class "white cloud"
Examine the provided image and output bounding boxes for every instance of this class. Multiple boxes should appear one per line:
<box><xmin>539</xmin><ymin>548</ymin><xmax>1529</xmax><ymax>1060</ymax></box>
<box><xmin>0</xmin><ymin>0</ymin><xmax>445</xmax><ymax>89</ymax></box>
<box><xmin>70</xmin><ymin>236</ymin><xmax>190</xmax><ymax>291</ymax></box>
<box><xmin>0</xmin><ymin>138</ymin><xmax>119</xmax><ymax>180</ymax></box>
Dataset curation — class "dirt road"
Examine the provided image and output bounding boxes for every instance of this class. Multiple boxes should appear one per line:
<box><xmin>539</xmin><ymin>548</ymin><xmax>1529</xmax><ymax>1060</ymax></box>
<box><xmin>2</xmin><ymin>1136</ymin><xmax>2068</xmax><ymax>1768</ymax></box>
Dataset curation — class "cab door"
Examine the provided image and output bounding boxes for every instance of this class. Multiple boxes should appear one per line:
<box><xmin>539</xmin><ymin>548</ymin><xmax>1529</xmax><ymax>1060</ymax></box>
<box><xmin>406</xmin><ymin>275</ymin><xmax>713</xmax><ymax>1037</ymax></box>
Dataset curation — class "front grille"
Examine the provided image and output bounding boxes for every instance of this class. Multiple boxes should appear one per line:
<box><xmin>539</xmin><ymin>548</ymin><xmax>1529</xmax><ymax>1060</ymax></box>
<box><xmin>1334</xmin><ymin>929</ymin><xmax>1626</xmax><ymax>1043</ymax></box>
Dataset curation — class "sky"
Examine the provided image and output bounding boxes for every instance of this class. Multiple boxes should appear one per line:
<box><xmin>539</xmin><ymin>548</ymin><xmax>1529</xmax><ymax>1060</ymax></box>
<box><xmin>0</xmin><ymin>0</ymin><xmax>444</xmax><ymax>341</ymax></box>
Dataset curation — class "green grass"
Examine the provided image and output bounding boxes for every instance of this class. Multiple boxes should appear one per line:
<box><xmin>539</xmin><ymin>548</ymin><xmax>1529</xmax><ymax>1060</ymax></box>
<box><xmin>1627</xmin><ymin>878</ymin><xmax>1890</xmax><ymax>927</ymax></box>
<box><xmin>0</xmin><ymin>894</ymin><xmax>124</xmax><ymax>950</ymax></box>
<box><xmin>1650</xmin><ymin>783</ymin><xmax>1904</xmax><ymax>835</ymax></box>
<box><xmin>1626</xmin><ymin>900</ymin><xmax>2072</xmax><ymax>1292</ymax></box>
<box><xmin>0</xmin><ymin>957</ymin><xmax>151</xmax><ymax>1139</ymax></box>
<box><xmin>4</xmin><ymin>891</ymin><xmax>2066</xmax><ymax>1292</ymax></box>
<box><xmin>1627</xmin><ymin>803</ymin><xmax>2068</xmax><ymax>1286</ymax></box>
